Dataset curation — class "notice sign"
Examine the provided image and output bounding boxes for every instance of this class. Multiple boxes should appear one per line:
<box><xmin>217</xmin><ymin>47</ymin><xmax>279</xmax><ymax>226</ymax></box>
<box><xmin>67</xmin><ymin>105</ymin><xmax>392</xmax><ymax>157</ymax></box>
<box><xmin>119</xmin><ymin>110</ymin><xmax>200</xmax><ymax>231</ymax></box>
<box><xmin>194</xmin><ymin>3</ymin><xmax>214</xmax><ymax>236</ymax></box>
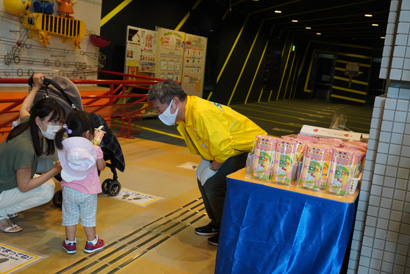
<box><xmin>345</xmin><ymin>62</ymin><xmax>360</xmax><ymax>76</ymax></box>
<box><xmin>111</xmin><ymin>188</ymin><xmax>162</xmax><ymax>206</ymax></box>
<box><xmin>0</xmin><ymin>244</ymin><xmax>40</xmax><ymax>274</ymax></box>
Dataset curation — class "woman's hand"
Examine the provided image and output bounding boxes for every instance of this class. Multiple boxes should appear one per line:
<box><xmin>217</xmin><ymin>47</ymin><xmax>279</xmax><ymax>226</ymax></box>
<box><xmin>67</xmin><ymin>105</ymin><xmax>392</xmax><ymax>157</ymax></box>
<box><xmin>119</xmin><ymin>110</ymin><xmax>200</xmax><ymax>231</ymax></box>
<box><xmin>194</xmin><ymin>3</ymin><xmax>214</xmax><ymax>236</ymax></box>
<box><xmin>16</xmin><ymin>161</ymin><xmax>61</xmax><ymax>192</ymax></box>
<box><xmin>53</xmin><ymin>160</ymin><xmax>62</xmax><ymax>175</ymax></box>
<box><xmin>32</xmin><ymin>73</ymin><xmax>45</xmax><ymax>89</ymax></box>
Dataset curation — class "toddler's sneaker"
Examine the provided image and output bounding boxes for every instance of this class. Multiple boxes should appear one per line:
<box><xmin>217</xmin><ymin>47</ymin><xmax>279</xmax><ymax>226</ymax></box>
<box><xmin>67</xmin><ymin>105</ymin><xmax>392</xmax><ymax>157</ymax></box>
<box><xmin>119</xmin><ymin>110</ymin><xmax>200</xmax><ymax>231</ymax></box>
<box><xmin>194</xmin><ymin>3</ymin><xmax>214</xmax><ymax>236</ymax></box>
<box><xmin>84</xmin><ymin>236</ymin><xmax>104</xmax><ymax>253</ymax></box>
<box><xmin>62</xmin><ymin>239</ymin><xmax>76</xmax><ymax>254</ymax></box>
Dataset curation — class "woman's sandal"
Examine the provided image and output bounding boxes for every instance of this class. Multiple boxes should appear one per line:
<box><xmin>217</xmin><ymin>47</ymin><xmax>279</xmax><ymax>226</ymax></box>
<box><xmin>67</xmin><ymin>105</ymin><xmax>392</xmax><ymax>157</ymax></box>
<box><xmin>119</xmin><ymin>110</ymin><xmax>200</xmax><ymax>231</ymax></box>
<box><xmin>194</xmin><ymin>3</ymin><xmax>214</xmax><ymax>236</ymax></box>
<box><xmin>0</xmin><ymin>217</ymin><xmax>22</xmax><ymax>233</ymax></box>
<box><xmin>1</xmin><ymin>225</ymin><xmax>22</xmax><ymax>233</ymax></box>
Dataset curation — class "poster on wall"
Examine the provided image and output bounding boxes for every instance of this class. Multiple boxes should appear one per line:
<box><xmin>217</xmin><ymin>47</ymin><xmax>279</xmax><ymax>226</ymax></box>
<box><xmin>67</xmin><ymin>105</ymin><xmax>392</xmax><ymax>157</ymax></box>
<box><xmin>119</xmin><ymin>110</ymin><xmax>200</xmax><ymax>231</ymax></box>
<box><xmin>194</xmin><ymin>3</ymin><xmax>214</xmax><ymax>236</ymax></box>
<box><xmin>155</xmin><ymin>27</ymin><xmax>185</xmax><ymax>82</ymax></box>
<box><xmin>125</xmin><ymin>26</ymin><xmax>157</xmax><ymax>75</ymax></box>
<box><xmin>182</xmin><ymin>33</ymin><xmax>207</xmax><ymax>97</ymax></box>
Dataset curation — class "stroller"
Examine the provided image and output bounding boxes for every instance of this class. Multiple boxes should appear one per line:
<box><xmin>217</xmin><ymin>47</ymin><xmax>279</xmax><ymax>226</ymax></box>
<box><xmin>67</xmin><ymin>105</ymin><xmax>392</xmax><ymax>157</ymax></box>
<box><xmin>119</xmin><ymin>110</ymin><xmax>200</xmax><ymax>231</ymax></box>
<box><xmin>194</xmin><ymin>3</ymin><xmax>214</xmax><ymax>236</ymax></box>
<box><xmin>29</xmin><ymin>76</ymin><xmax>125</xmax><ymax>207</ymax></box>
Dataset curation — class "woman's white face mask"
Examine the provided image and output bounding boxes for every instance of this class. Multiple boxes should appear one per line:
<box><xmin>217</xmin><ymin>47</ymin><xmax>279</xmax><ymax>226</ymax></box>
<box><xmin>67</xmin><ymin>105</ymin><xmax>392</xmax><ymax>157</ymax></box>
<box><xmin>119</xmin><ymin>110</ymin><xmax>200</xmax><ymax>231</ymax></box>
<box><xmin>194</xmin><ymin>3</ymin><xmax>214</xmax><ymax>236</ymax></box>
<box><xmin>39</xmin><ymin>119</ymin><xmax>61</xmax><ymax>140</ymax></box>
<box><xmin>158</xmin><ymin>99</ymin><xmax>178</xmax><ymax>126</ymax></box>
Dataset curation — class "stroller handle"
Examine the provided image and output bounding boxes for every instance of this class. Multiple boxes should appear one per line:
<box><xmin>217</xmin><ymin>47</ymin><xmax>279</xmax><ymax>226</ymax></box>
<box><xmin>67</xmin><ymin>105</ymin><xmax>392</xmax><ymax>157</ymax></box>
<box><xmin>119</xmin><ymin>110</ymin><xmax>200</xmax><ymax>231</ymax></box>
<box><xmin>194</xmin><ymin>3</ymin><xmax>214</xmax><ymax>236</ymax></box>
<box><xmin>28</xmin><ymin>75</ymin><xmax>79</xmax><ymax>111</ymax></box>
<box><xmin>28</xmin><ymin>76</ymin><xmax>52</xmax><ymax>87</ymax></box>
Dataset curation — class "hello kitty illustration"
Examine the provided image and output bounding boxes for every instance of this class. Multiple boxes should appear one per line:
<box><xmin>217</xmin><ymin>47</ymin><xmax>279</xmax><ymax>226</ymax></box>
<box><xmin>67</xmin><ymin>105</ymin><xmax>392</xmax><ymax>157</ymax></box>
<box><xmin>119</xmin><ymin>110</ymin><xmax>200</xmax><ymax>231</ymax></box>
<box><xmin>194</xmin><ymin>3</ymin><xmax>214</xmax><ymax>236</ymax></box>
<box><xmin>305</xmin><ymin>172</ymin><xmax>315</xmax><ymax>181</ymax></box>
<box><xmin>302</xmin><ymin>161</ymin><xmax>317</xmax><ymax>188</ymax></box>
<box><xmin>330</xmin><ymin>177</ymin><xmax>342</xmax><ymax>187</ymax></box>
<box><xmin>303</xmin><ymin>172</ymin><xmax>315</xmax><ymax>188</ymax></box>
<box><xmin>252</xmin><ymin>150</ymin><xmax>267</xmax><ymax>175</ymax></box>
<box><xmin>255</xmin><ymin>163</ymin><xmax>265</xmax><ymax>172</ymax></box>
<box><xmin>329</xmin><ymin>165</ymin><xmax>343</xmax><ymax>194</ymax></box>
<box><xmin>276</xmin><ymin>165</ymin><xmax>286</xmax><ymax>182</ymax></box>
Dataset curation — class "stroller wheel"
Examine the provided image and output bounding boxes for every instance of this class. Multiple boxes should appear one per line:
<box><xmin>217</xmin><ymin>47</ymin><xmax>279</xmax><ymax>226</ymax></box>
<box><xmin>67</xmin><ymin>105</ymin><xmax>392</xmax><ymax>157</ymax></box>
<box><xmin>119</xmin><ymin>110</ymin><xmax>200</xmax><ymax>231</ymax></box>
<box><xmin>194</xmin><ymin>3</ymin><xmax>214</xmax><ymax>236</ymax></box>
<box><xmin>108</xmin><ymin>181</ymin><xmax>121</xmax><ymax>196</ymax></box>
<box><xmin>53</xmin><ymin>190</ymin><xmax>63</xmax><ymax>208</ymax></box>
<box><xmin>102</xmin><ymin>179</ymin><xmax>112</xmax><ymax>194</ymax></box>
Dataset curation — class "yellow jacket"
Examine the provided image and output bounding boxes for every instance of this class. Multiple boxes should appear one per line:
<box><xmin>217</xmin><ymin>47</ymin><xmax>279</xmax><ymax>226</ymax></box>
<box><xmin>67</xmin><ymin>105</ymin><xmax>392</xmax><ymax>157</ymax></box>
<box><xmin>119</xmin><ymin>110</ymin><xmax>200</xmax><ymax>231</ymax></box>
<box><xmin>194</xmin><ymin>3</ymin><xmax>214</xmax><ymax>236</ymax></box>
<box><xmin>176</xmin><ymin>96</ymin><xmax>267</xmax><ymax>163</ymax></box>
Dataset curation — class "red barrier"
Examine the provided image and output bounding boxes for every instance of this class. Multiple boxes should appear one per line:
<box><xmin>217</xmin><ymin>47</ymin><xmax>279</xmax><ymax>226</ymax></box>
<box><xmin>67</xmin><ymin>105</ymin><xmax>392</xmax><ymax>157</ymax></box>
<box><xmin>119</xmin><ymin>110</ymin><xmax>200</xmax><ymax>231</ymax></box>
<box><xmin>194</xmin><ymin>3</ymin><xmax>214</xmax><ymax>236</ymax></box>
<box><xmin>0</xmin><ymin>71</ymin><xmax>165</xmax><ymax>141</ymax></box>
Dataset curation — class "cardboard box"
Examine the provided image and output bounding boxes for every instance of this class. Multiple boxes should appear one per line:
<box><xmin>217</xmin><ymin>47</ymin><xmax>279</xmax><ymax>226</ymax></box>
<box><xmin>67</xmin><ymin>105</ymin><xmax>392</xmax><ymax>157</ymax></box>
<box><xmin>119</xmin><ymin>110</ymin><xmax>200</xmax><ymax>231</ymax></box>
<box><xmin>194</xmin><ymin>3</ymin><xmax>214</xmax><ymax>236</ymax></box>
<box><xmin>300</xmin><ymin>125</ymin><xmax>362</xmax><ymax>141</ymax></box>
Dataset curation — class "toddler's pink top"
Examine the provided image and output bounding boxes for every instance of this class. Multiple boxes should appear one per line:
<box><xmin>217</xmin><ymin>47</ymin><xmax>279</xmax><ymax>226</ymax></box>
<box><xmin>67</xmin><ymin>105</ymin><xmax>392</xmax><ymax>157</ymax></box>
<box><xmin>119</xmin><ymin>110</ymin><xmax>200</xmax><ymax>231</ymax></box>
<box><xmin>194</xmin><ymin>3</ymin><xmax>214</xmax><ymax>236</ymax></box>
<box><xmin>61</xmin><ymin>145</ymin><xmax>103</xmax><ymax>194</ymax></box>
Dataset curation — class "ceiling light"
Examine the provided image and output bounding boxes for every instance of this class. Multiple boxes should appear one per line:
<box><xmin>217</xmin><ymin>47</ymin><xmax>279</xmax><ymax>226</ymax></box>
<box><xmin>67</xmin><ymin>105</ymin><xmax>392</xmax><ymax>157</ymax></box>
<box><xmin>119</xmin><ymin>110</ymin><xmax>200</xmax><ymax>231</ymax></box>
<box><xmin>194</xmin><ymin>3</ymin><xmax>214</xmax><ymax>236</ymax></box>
<box><xmin>292</xmin><ymin>19</ymin><xmax>298</xmax><ymax>23</ymax></box>
<box><xmin>306</xmin><ymin>27</ymin><xmax>311</xmax><ymax>30</ymax></box>
<box><xmin>380</xmin><ymin>36</ymin><xmax>385</xmax><ymax>39</ymax></box>
<box><xmin>275</xmin><ymin>10</ymin><xmax>282</xmax><ymax>13</ymax></box>
<box><xmin>316</xmin><ymin>32</ymin><xmax>321</xmax><ymax>35</ymax></box>
<box><xmin>372</xmin><ymin>23</ymin><xmax>379</xmax><ymax>27</ymax></box>
<box><xmin>365</xmin><ymin>14</ymin><xmax>373</xmax><ymax>17</ymax></box>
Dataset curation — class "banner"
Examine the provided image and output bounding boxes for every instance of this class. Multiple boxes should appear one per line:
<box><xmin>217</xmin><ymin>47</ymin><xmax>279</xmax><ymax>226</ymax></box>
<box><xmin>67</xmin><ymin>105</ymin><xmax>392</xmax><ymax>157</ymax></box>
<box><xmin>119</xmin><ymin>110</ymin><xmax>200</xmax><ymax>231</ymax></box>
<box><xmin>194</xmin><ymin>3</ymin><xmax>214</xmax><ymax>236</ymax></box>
<box><xmin>182</xmin><ymin>33</ymin><xmax>207</xmax><ymax>96</ymax></box>
<box><xmin>125</xmin><ymin>26</ymin><xmax>157</xmax><ymax>74</ymax></box>
<box><xmin>155</xmin><ymin>27</ymin><xmax>185</xmax><ymax>81</ymax></box>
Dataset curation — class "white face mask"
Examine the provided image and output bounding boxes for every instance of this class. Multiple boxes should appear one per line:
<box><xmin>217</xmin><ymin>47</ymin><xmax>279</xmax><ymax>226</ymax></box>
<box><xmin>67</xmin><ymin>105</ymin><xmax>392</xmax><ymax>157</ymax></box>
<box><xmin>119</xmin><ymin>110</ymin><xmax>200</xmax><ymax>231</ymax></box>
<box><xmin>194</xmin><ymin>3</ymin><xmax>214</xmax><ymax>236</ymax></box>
<box><xmin>40</xmin><ymin>120</ymin><xmax>61</xmax><ymax>140</ymax></box>
<box><xmin>158</xmin><ymin>99</ymin><xmax>178</xmax><ymax>126</ymax></box>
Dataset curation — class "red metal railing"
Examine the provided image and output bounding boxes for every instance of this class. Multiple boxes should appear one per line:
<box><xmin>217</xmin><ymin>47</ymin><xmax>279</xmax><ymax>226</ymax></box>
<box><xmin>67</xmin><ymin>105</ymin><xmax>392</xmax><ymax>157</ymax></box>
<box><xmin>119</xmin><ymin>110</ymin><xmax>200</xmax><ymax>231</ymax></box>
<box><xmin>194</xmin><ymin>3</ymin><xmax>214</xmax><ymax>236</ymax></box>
<box><xmin>0</xmin><ymin>71</ymin><xmax>164</xmax><ymax>139</ymax></box>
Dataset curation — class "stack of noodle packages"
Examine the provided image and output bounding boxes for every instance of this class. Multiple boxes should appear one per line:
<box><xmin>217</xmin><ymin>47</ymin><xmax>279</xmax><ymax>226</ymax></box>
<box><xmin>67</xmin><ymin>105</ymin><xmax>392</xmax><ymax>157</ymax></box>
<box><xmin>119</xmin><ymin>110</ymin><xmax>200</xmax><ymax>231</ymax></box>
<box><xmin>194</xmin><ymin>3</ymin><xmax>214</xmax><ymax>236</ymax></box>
<box><xmin>248</xmin><ymin>135</ymin><xmax>278</xmax><ymax>181</ymax></box>
<box><xmin>325</xmin><ymin>148</ymin><xmax>356</xmax><ymax>196</ymax></box>
<box><xmin>270</xmin><ymin>140</ymin><xmax>299</xmax><ymax>185</ymax></box>
<box><xmin>245</xmin><ymin>134</ymin><xmax>367</xmax><ymax>195</ymax></box>
<box><xmin>297</xmin><ymin>144</ymin><xmax>330</xmax><ymax>190</ymax></box>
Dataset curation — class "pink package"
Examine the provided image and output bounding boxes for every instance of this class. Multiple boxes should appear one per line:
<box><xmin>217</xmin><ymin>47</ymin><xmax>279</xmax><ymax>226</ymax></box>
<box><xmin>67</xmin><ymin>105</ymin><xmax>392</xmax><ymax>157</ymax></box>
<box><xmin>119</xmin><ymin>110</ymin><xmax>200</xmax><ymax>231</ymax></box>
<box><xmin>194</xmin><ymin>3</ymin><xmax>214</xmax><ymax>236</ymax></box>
<box><xmin>346</xmin><ymin>140</ymin><xmax>368</xmax><ymax>149</ymax></box>
<box><xmin>281</xmin><ymin>135</ymin><xmax>297</xmax><ymax>140</ymax></box>
<box><xmin>92</xmin><ymin>127</ymin><xmax>105</xmax><ymax>146</ymax></box>
<box><xmin>250</xmin><ymin>135</ymin><xmax>278</xmax><ymax>181</ymax></box>
<box><xmin>320</xmin><ymin>148</ymin><xmax>333</xmax><ymax>188</ymax></box>
<box><xmin>270</xmin><ymin>140</ymin><xmax>298</xmax><ymax>185</ymax></box>
<box><xmin>250</xmin><ymin>135</ymin><xmax>264</xmax><ymax>179</ymax></box>
<box><xmin>350</xmin><ymin>150</ymin><xmax>366</xmax><ymax>179</ymax></box>
<box><xmin>279</xmin><ymin>136</ymin><xmax>307</xmax><ymax>163</ymax></box>
<box><xmin>296</xmin><ymin>134</ymin><xmax>319</xmax><ymax>143</ymax></box>
<box><xmin>297</xmin><ymin>144</ymin><xmax>330</xmax><ymax>190</ymax></box>
<box><xmin>343</xmin><ymin>144</ymin><xmax>367</xmax><ymax>153</ymax></box>
<box><xmin>325</xmin><ymin>148</ymin><xmax>355</xmax><ymax>196</ymax></box>
<box><xmin>318</xmin><ymin>138</ymin><xmax>344</xmax><ymax>147</ymax></box>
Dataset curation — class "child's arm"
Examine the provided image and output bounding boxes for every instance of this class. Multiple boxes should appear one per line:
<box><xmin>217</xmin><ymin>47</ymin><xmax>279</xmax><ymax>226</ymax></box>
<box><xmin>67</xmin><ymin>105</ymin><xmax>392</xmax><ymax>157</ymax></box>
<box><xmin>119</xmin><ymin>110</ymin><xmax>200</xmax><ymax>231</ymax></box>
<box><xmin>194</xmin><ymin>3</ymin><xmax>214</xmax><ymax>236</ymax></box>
<box><xmin>97</xmin><ymin>158</ymin><xmax>106</xmax><ymax>171</ymax></box>
<box><xmin>94</xmin><ymin>146</ymin><xmax>106</xmax><ymax>171</ymax></box>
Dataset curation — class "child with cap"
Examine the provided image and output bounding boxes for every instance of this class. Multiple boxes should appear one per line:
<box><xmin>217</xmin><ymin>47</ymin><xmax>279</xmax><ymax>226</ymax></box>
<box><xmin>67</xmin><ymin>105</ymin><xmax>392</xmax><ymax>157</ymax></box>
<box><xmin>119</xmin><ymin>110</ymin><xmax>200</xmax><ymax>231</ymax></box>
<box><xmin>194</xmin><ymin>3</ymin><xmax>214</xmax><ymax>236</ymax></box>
<box><xmin>55</xmin><ymin>110</ymin><xmax>106</xmax><ymax>254</ymax></box>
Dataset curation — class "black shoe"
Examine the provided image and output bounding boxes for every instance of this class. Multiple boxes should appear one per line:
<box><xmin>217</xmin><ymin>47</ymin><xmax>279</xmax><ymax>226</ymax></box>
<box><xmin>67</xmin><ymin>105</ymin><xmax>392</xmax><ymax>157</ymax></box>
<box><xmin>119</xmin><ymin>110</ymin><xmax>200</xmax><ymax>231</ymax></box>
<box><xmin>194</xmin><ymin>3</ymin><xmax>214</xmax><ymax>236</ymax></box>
<box><xmin>208</xmin><ymin>234</ymin><xmax>219</xmax><ymax>246</ymax></box>
<box><xmin>195</xmin><ymin>223</ymin><xmax>220</xmax><ymax>236</ymax></box>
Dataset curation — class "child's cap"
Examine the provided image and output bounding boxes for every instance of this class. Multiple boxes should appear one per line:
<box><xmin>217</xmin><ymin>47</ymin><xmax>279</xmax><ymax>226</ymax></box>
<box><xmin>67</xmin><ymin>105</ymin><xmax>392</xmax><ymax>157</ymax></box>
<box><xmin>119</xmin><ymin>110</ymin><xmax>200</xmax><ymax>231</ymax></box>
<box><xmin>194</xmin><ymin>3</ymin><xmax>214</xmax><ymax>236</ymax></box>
<box><xmin>58</xmin><ymin>137</ymin><xmax>96</xmax><ymax>182</ymax></box>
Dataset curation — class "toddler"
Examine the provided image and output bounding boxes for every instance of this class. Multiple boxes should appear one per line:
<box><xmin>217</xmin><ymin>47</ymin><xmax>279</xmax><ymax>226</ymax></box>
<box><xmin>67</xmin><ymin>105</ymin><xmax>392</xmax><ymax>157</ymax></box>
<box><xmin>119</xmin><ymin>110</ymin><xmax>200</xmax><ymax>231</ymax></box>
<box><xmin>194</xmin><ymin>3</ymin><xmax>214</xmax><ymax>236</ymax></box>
<box><xmin>55</xmin><ymin>110</ymin><xmax>106</xmax><ymax>254</ymax></box>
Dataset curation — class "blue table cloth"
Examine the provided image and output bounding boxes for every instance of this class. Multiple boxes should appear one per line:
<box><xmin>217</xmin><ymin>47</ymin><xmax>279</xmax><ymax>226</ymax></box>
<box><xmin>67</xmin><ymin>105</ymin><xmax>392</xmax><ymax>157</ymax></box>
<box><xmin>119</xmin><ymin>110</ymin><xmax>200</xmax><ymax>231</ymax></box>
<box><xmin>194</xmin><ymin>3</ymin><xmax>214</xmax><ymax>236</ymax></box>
<box><xmin>215</xmin><ymin>170</ymin><xmax>357</xmax><ymax>274</ymax></box>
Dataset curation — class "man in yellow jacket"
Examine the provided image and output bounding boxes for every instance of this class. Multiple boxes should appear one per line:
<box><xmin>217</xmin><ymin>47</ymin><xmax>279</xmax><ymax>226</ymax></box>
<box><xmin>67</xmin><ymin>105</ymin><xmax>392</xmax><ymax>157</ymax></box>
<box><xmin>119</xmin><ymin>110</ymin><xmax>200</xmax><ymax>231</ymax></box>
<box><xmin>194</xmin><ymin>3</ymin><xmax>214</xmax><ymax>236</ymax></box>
<box><xmin>148</xmin><ymin>80</ymin><xmax>266</xmax><ymax>245</ymax></box>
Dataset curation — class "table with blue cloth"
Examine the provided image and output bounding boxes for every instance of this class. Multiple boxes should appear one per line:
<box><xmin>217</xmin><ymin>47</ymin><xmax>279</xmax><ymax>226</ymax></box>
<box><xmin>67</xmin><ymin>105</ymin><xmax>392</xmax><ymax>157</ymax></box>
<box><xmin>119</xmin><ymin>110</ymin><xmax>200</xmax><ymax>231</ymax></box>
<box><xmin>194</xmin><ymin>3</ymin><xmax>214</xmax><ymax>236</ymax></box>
<box><xmin>215</xmin><ymin>168</ymin><xmax>359</xmax><ymax>274</ymax></box>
